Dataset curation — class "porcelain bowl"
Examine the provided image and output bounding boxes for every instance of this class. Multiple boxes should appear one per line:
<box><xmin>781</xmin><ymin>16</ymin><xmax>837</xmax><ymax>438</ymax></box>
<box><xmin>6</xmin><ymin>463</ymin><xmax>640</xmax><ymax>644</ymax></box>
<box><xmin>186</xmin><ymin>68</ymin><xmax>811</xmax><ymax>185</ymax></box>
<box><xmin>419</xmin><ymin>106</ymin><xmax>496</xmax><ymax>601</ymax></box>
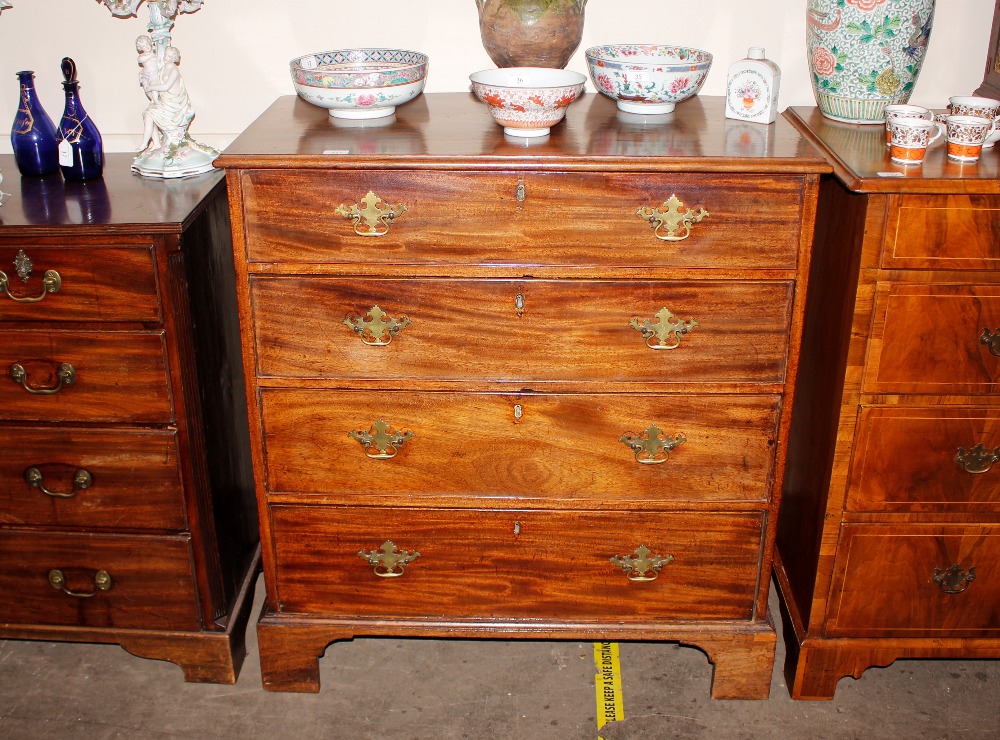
<box><xmin>585</xmin><ymin>44</ymin><xmax>713</xmax><ymax>115</ymax></box>
<box><xmin>469</xmin><ymin>67</ymin><xmax>587</xmax><ymax>138</ymax></box>
<box><xmin>290</xmin><ymin>48</ymin><xmax>428</xmax><ymax>119</ymax></box>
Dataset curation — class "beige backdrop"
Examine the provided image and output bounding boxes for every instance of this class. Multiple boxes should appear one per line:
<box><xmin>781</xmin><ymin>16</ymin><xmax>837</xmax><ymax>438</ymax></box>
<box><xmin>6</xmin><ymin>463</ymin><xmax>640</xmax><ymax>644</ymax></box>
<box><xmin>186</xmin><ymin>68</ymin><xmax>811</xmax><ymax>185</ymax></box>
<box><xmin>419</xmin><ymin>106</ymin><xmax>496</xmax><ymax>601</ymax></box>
<box><xmin>0</xmin><ymin>0</ymin><xmax>994</xmax><ymax>153</ymax></box>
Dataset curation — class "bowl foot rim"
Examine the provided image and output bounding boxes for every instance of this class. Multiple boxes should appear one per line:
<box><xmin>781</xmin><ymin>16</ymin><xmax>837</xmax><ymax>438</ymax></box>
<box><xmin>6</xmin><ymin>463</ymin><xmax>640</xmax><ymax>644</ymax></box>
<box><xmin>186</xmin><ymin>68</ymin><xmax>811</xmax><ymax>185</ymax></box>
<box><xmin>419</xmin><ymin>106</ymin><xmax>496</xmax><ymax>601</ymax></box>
<box><xmin>617</xmin><ymin>100</ymin><xmax>676</xmax><ymax>115</ymax></box>
<box><xmin>328</xmin><ymin>106</ymin><xmax>397</xmax><ymax>120</ymax></box>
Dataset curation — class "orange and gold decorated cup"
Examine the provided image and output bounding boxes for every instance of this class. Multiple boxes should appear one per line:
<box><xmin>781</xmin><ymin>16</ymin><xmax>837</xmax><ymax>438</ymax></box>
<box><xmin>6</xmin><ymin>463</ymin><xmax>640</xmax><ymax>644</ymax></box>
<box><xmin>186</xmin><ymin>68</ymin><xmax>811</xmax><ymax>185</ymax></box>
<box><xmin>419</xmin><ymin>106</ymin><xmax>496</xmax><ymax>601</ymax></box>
<box><xmin>940</xmin><ymin>115</ymin><xmax>992</xmax><ymax>161</ymax></box>
<box><xmin>887</xmin><ymin>117</ymin><xmax>942</xmax><ymax>164</ymax></box>
<box><xmin>883</xmin><ymin>104</ymin><xmax>934</xmax><ymax>145</ymax></box>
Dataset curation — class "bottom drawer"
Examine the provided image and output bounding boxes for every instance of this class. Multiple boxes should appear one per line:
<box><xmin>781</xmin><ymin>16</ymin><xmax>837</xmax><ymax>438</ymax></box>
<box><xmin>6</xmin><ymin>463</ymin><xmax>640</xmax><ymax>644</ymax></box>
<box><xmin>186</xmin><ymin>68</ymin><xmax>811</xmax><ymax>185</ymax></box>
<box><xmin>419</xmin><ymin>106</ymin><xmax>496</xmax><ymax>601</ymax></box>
<box><xmin>271</xmin><ymin>506</ymin><xmax>764</xmax><ymax>621</ymax></box>
<box><xmin>828</xmin><ymin>524</ymin><xmax>1000</xmax><ymax>637</ymax></box>
<box><xmin>0</xmin><ymin>531</ymin><xmax>201</xmax><ymax>631</ymax></box>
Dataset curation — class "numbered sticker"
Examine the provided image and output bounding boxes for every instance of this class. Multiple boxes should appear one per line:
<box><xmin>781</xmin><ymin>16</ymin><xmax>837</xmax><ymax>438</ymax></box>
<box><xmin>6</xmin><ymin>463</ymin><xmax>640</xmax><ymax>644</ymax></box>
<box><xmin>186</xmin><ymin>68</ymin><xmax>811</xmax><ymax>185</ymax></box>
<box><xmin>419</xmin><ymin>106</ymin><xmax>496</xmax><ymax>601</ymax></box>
<box><xmin>58</xmin><ymin>139</ymin><xmax>73</xmax><ymax>167</ymax></box>
<box><xmin>299</xmin><ymin>56</ymin><xmax>319</xmax><ymax>70</ymax></box>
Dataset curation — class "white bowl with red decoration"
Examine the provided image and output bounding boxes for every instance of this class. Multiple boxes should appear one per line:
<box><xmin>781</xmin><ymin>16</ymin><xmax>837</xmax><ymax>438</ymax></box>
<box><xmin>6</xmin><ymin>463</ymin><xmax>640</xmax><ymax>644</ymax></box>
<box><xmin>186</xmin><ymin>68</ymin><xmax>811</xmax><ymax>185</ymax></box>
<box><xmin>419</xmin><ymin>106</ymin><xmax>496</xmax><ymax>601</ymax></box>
<box><xmin>290</xmin><ymin>48</ymin><xmax>428</xmax><ymax>119</ymax></box>
<box><xmin>469</xmin><ymin>67</ymin><xmax>587</xmax><ymax>138</ymax></box>
<box><xmin>585</xmin><ymin>44</ymin><xmax>713</xmax><ymax>115</ymax></box>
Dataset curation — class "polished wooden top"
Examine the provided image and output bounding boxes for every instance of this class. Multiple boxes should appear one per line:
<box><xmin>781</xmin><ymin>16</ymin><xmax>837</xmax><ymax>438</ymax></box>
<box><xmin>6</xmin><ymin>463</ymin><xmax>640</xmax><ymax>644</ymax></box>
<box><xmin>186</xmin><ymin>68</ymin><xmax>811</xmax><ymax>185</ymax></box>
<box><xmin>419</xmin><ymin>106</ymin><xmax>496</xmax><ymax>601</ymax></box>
<box><xmin>786</xmin><ymin>106</ymin><xmax>1000</xmax><ymax>194</ymax></box>
<box><xmin>216</xmin><ymin>93</ymin><xmax>830</xmax><ymax>174</ymax></box>
<box><xmin>0</xmin><ymin>153</ymin><xmax>225</xmax><ymax>234</ymax></box>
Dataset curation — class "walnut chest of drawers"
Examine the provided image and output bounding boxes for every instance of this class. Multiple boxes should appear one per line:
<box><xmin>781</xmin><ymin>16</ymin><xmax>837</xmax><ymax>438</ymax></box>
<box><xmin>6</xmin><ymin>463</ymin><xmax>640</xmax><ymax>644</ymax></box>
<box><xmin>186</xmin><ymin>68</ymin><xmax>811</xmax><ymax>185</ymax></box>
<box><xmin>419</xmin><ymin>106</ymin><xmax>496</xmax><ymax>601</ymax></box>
<box><xmin>777</xmin><ymin>107</ymin><xmax>1000</xmax><ymax>699</ymax></box>
<box><xmin>216</xmin><ymin>94</ymin><xmax>828</xmax><ymax>698</ymax></box>
<box><xmin>0</xmin><ymin>155</ymin><xmax>258</xmax><ymax>683</ymax></box>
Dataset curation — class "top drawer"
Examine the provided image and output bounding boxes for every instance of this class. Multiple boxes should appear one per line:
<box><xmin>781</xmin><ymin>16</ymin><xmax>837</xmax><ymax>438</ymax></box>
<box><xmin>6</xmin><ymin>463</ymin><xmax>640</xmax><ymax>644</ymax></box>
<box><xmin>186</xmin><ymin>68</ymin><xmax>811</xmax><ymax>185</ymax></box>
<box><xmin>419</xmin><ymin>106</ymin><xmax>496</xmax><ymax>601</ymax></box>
<box><xmin>239</xmin><ymin>170</ymin><xmax>805</xmax><ymax>270</ymax></box>
<box><xmin>0</xmin><ymin>246</ymin><xmax>160</xmax><ymax>323</ymax></box>
<box><xmin>885</xmin><ymin>194</ymin><xmax>1000</xmax><ymax>270</ymax></box>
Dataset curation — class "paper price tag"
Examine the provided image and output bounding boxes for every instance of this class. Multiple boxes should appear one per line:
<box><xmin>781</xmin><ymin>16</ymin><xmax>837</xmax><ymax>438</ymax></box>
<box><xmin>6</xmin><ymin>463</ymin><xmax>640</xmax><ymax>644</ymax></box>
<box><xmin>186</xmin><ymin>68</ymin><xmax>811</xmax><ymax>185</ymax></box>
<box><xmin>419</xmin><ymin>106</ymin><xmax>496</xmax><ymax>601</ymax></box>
<box><xmin>58</xmin><ymin>139</ymin><xmax>73</xmax><ymax>167</ymax></box>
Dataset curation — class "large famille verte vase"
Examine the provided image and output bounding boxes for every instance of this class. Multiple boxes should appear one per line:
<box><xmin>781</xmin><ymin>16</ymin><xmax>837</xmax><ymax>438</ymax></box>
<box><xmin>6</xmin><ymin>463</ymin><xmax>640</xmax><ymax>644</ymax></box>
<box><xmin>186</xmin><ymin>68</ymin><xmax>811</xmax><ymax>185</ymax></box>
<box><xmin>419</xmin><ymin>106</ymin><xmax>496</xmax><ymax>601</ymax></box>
<box><xmin>807</xmin><ymin>0</ymin><xmax>936</xmax><ymax>124</ymax></box>
<box><xmin>476</xmin><ymin>0</ymin><xmax>587</xmax><ymax>69</ymax></box>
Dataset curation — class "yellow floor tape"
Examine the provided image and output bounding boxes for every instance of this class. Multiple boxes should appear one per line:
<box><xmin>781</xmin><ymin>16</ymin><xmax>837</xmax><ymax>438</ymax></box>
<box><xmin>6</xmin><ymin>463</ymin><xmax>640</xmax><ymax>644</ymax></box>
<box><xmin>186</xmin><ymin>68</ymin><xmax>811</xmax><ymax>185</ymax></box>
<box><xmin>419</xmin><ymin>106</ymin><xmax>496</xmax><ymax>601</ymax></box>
<box><xmin>594</xmin><ymin>641</ymin><xmax>624</xmax><ymax>738</ymax></box>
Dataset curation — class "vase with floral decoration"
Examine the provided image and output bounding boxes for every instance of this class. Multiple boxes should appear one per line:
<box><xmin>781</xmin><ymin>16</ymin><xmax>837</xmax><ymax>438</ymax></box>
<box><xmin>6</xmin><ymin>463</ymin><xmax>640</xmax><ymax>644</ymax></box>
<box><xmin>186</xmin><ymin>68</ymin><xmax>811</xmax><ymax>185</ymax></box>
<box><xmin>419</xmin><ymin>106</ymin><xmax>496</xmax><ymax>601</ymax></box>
<box><xmin>807</xmin><ymin>0</ymin><xmax>936</xmax><ymax>124</ymax></box>
<box><xmin>476</xmin><ymin>0</ymin><xmax>586</xmax><ymax>69</ymax></box>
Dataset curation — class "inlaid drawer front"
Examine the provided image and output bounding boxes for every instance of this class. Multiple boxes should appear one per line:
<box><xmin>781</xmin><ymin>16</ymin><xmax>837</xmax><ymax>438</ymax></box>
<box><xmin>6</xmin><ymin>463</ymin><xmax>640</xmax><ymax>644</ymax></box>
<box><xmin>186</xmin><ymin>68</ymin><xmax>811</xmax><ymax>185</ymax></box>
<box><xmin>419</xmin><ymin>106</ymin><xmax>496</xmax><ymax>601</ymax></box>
<box><xmin>0</xmin><ymin>330</ymin><xmax>172</xmax><ymax>422</ymax></box>
<box><xmin>0</xmin><ymin>427</ymin><xmax>185</xmax><ymax>530</ymax></box>
<box><xmin>0</xmin><ymin>531</ymin><xmax>201</xmax><ymax>631</ymax></box>
<box><xmin>252</xmin><ymin>278</ymin><xmax>793</xmax><ymax>384</ymax></box>
<box><xmin>848</xmin><ymin>407</ymin><xmax>1000</xmax><ymax>513</ymax></box>
<box><xmin>865</xmin><ymin>284</ymin><xmax>1000</xmax><ymax>395</ymax></box>
<box><xmin>0</xmin><ymin>246</ymin><xmax>160</xmax><ymax>323</ymax></box>
<box><xmin>241</xmin><ymin>170</ymin><xmax>803</xmax><ymax>269</ymax></box>
<box><xmin>885</xmin><ymin>194</ymin><xmax>1000</xmax><ymax>270</ymax></box>
<box><xmin>261</xmin><ymin>390</ymin><xmax>780</xmax><ymax>504</ymax></box>
<box><xmin>828</xmin><ymin>525</ymin><xmax>1000</xmax><ymax>637</ymax></box>
<box><xmin>271</xmin><ymin>506</ymin><xmax>763</xmax><ymax>620</ymax></box>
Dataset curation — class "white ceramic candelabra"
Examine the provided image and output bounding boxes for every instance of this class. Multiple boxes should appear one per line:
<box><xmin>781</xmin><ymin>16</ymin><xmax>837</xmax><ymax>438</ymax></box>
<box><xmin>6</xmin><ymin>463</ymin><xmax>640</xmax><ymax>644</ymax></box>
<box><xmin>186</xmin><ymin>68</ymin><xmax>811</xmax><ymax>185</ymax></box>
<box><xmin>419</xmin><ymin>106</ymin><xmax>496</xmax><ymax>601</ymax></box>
<box><xmin>98</xmin><ymin>0</ymin><xmax>218</xmax><ymax>178</ymax></box>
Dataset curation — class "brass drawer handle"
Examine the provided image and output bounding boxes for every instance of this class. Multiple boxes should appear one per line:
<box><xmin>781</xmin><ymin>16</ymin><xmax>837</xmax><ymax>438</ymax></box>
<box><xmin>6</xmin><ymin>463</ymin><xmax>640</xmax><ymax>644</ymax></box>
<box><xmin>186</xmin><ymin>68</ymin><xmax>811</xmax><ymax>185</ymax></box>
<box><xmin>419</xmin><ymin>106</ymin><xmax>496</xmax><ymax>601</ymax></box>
<box><xmin>0</xmin><ymin>269</ymin><xmax>62</xmax><ymax>303</ymax></box>
<box><xmin>636</xmin><ymin>194</ymin><xmax>709</xmax><ymax>242</ymax></box>
<box><xmin>25</xmin><ymin>466</ymin><xmax>93</xmax><ymax>498</ymax></box>
<box><xmin>343</xmin><ymin>306</ymin><xmax>411</xmax><ymax>346</ymax></box>
<box><xmin>358</xmin><ymin>540</ymin><xmax>420</xmax><ymax>578</ymax></box>
<box><xmin>335</xmin><ymin>190</ymin><xmax>408</xmax><ymax>237</ymax></box>
<box><xmin>48</xmin><ymin>568</ymin><xmax>112</xmax><ymax>598</ymax></box>
<box><xmin>933</xmin><ymin>564</ymin><xmax>976</xmax><ymax>594</ymax></box>
<box><xmin>629</xmin><ymin>307</ymin><xmax>699</xmax><ymax>350</ymax></box>
<box><xmin>348</xmin><ymin>418</ymin><xmax>414</xmax><ymax>459</ymax></box>
<box><xmin>980</xmin><ymin>328</ymin><xmax>1000</xmax><ymax>357</ymax></box>
<box><xmin>9</xmin><ymin>362</ymin><xmax>75</xmax><ymax>394</ymax></box>
<box><xmin>955</xmin><ymin>444</ymin><xmax>1000</xmax><ymax>474</ymax></box>
<box><xmin>620</xmin><ymin>424</ymin><xmax>685</xmax><ymax>464</ymax></box>
<box><xmin>610</xmin><ymin>545</ymin><xmax>675</xmax><ymax>582</ymax></box>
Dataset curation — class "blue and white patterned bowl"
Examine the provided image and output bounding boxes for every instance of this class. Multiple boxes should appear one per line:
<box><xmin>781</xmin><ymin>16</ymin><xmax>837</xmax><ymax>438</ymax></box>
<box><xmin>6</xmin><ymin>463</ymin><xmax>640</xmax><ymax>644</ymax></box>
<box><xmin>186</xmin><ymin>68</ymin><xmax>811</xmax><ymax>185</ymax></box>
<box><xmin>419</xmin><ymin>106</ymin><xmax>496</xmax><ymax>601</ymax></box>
<box><xmin>290</xmin><ymin>48</ymin><xmax>428</xmax><ymax>119</ymax></box>
<box><xmin>585</xmin><ymin>44</ymin><xmax>712</xmax><ymax>115</ymax></box>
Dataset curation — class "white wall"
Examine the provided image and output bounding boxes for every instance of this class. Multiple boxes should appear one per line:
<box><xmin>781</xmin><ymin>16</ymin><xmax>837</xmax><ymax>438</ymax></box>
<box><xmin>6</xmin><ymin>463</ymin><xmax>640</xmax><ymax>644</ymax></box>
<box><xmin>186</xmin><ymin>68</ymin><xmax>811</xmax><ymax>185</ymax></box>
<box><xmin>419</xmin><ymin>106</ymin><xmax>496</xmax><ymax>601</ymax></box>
<box><xmin>0</xmin><ymin>0</ymin><xmax>994</xmax><ymax>153</ymax></box>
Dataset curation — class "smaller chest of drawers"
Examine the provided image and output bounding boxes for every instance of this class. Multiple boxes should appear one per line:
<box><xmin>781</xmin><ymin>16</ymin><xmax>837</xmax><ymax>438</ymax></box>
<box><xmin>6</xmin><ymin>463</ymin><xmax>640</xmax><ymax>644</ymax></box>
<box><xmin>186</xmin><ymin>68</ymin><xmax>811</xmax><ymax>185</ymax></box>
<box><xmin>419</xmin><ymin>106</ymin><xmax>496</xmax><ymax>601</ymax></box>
<box><xmin>217</xmin><ymin>94</ymin><xmax>828</xmax><ymax>698</ymax></box>
<box><xmin>777</xmin><ymin>108</ymin><xmax>1000</xmax><ymax>699</ymax></box>
<box><xmin>0</xmin><ymin>155</ymin><xmax>258</xmax><ymax>683</ymax></box>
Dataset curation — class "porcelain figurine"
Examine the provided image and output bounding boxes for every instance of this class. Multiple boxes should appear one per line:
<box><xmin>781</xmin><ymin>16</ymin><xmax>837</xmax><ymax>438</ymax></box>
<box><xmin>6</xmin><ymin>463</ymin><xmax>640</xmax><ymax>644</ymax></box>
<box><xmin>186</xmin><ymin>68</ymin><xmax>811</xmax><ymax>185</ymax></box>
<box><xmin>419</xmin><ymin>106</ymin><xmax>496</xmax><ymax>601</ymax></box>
<box><xmin>98</xmin><ymin>0</ymin><xmax>217</xmax><ymax>178</ymax></box>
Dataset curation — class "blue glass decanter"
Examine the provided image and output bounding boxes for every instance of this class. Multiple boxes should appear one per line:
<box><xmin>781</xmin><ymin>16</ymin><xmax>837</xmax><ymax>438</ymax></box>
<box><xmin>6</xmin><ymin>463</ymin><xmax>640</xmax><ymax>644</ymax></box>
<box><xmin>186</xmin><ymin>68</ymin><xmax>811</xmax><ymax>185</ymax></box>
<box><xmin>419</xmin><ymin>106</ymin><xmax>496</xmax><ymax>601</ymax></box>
<box><xmin>11</xmin><ymin>70</ymin><xmax>60</xmax><ymax>176</ymax></box>
<box><xmin>57</xmin><ymin>58</ymin><xmax>103</xmax><ymax>181</ymax></box>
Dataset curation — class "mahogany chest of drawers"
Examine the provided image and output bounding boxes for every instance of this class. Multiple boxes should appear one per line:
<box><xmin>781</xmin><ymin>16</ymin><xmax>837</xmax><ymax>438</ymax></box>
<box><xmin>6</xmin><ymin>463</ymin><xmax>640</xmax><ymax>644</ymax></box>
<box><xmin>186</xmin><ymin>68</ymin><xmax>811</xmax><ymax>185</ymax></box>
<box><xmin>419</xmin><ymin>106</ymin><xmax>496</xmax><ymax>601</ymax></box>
<box><xmin>217</xmin><ymin>94</ymin><xmax>827</xmax><ymax>698</ymax></box>
<box><xmin>0</xmin><ymin>156</ymin><xmax>258</xmax><ymax>682</ymax></box>
<box><xmin>778</xmin><ymin>108</ymin><xmax>1000</xmax><ymax>699</ymax></box>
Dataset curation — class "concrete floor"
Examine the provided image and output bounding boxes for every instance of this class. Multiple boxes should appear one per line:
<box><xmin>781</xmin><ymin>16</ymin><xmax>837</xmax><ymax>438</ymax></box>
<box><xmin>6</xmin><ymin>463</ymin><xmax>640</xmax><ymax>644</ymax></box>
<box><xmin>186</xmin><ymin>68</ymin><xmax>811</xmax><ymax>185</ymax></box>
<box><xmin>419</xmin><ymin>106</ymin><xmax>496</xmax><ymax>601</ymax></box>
<box><xmin>1</xmin><ymin>579</ymin><xmax>998</xmax><ymax>739</ymax></box>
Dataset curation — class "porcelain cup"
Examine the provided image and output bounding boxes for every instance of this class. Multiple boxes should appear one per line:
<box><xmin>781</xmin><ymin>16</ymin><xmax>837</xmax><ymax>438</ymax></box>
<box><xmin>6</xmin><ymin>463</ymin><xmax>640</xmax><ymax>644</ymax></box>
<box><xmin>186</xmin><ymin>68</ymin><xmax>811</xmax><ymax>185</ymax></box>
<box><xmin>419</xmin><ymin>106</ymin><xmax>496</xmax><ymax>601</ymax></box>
<box><xmin>938</xmin><ymin>115</ymin><xmax>993</xmax><ymax>161</ymax></box>
<box><xmin>884</xmin><ymin>104</ymin><xmax>934</xmax><ymax>145</ymax></box>
<box><xmin>947</xmin><ymin>97</ymin><xmax>1000</xmax><ymax>149</ymax></box>
<box><xmin>887</xmin><ymin>117</ymin><xmax>941</xmax><ymax>164</ymax></box>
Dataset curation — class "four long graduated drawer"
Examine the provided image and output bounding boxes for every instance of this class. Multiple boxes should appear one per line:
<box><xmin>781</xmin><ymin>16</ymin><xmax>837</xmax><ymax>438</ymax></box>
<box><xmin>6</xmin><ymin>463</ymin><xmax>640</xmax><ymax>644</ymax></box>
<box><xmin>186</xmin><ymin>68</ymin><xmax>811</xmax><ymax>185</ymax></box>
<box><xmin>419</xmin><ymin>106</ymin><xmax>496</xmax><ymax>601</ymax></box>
<box><xmin>216</xmin><ymin>93</ymin><xmax>828</xmax><ymax>699</ymax></box>
<box><xmin>0</xmin><ymin>155</ymin><xmax>259</xmax><ymax>684</ymax></box>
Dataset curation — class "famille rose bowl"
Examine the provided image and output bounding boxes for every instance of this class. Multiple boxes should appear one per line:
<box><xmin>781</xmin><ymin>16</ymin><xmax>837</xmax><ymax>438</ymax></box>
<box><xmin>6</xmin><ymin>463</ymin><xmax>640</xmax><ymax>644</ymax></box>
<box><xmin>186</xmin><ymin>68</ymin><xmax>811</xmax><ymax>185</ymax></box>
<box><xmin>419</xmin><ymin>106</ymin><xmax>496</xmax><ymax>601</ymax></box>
<box><xmin>585</xmin><ymin>44</ymin><xmax>712</xmax><ymax>115</ymax></box>
<box><xmin>290</xmin><ymin>48</ymin><xmax>428</xmax><ymax>119</ymax></box>
<box><xmin>469</xmin><ymin>67</ymin><xmax>587</xmax><ymax>138</ymax></box>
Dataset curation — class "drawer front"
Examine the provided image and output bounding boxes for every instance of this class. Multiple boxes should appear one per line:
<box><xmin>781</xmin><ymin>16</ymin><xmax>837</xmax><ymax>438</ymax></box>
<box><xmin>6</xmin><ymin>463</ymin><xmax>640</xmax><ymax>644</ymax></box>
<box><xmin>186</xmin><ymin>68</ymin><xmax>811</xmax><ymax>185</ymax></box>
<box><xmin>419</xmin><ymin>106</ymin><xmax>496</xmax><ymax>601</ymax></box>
<box><xmin>241</xmin><ymin>170</ymin><xmax>803</xmax><ymax>269</ymax></box>
<box><xmin>0</xmin><ymin>246</ymin><xmax>160</xmax><ymax>323</ymax></box>
<box><xmin>252</xmin><ymin>278</ymin><xmax>793</xmax><ymax>384</ymax></box>
<box><xmin>885</xmin><ymin>195</ymin><xmax>1000</xmax><ymax>270</ymax></box>
<box><xmin>828</xmin><ymin>525</ymin><xmax>1000</xmax><ymax>637</ymax></box>
<box><xmin>865</xmin><ymin>284</ymin><xmax>1000</xmax><ymax>395</ymax></box>
<box><xmin>0</xmin><ymin>330</ymin><xmax>172</xmax><ymax>422</ymax></box>
<box><xmin>261</xmin><ymin>390</ymin><xmax>781</xmax><ymax>504</ymax></box>
<box><xmin>271</xmin><ymin>506</ymin><xmax>763</xmax><ymax>621</ymax></box>
<box><xmin>0</xmin><ymin>530</ymin><xmax>201</xmax><ymax>630</ymax></box>
<box><xmin>848</xmin><ymin>407</ymin><xmax>1000</xmax><ymax>513</ymax></box>
<box><xmin>0</xmin><ymin>427</ymin><xmax>185</xmax><ymax>530</ymax></box>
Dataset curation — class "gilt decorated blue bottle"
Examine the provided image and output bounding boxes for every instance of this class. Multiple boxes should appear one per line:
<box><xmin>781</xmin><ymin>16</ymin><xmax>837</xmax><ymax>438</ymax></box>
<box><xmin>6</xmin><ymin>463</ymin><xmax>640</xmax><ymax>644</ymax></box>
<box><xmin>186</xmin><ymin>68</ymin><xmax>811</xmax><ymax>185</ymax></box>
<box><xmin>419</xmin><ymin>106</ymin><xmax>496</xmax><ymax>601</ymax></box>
<box><xmin>11</xmin><ymin>70</ymin><xmax>60</xmax><ymax>176</ymax></box>
<box><xmin>57</xmin><ymin>58</ymin><xmax>103</xmax><ymax>181</ymax></box>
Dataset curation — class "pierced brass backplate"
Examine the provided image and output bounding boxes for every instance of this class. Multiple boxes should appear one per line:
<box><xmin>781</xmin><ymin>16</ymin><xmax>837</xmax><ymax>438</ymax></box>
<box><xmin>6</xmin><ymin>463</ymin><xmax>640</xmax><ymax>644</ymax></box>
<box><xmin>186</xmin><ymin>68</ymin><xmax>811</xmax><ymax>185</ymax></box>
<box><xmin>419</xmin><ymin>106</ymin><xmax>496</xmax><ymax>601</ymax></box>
<box><xmin>335</xmin><ymin>190</ymin><xmax>408</xmax><ymax>237</ymax></box>
<box><xmin>636</xmin><ymin>194</ymin><xmax>709</xmax><ymax>241</ymax></box>
<box><xmin>348</xmin><ymin>418</ymin><xmax>414</xmax><ymax>459</ymax></box>
<box><xmin>343</xmin><ymin>306</ymin><xmax>411</xmax><ymax>346</ymax></box>
<box><xmin>620</xmin><ymin>424</ymin><xmax>686</xmax><ymax>464</ymax></box>
<box><xmin>981</xmin><ymin>328</ymin><xmax>1000</xmax><ymax>357</ymax></box>
<box><xmin>933</xmin><ymin>564</ymin><xmax>976</xmax><ymax>594</ymax></box>
<box><xmin>955</xmin><ymin>444</ymin><xmax>1000</xmax><ymax>474</ymax></box>
<box><xmin>358</xmin><ymin>540</ymin><xmax>421</xmax><ymax>577</ymax></box>
<box><xmin>630</xmin><ymin>307</ymin><xmax>699</xmax><ymax>350</ymax></box>
<box><xmin>610</xmin><ymin>545</ymin><xmax>674</xmax><ymax>581</ymax></box>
